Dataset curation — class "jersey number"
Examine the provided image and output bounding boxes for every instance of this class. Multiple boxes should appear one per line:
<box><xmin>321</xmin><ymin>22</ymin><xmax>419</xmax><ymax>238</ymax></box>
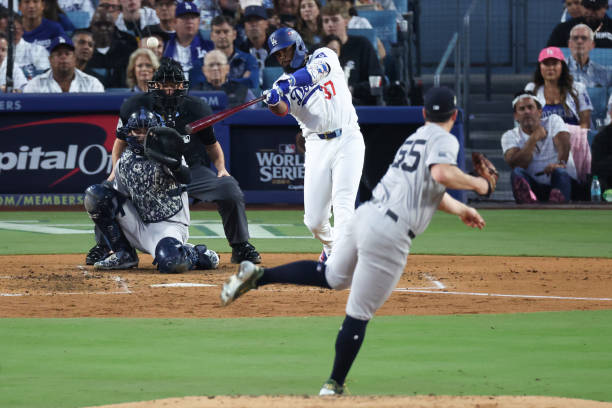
<box><xmin>320</xmin><ymin>81</ymin><xmax>336</xmax><ymax>99</ymax></box>
<box><xmin>391</xmin><ymin>139</ymin><xmax>426</xmax><ymax>172</ymax></box>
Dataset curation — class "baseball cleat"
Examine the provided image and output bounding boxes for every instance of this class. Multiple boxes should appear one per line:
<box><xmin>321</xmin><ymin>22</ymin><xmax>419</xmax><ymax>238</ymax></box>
<box><xmin>319</xmin><ymin>378</ymin><xmax>344</xmax><ymax>396</ymax></box>
<box><xmin>94</xmin><ymin>249</ymin><xmax>139</xmax><ymax>270</ymax></box>
<box><xmin>85</xmin><ymin>243</ymin><xmax>111</xmax><ymax>265</ymax></box>
<box><xmin>220</xmin><ymin>261</ymin><xmax>264</xmax><ymax>306</ymax></box>
<box><xmin>230</xmin><ymin>242</ymin><xmax>262</xmax><ymax>264</ymax></box>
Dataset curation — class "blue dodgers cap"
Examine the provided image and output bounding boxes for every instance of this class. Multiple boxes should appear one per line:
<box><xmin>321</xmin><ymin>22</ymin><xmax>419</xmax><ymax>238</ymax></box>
<box><xmin>424</xmin><ymin>86</ymin><xmax>457</xmax><ymax>116</ymax></box>
<box><xmin>176</xmin><ymin>1</ymin><xmax>200</xmax><ymax>17</ymax></box>
<box><xmin>49</xmin><ymin>36</ymin><xmax>75</xmax><ymax>53</ymax></box>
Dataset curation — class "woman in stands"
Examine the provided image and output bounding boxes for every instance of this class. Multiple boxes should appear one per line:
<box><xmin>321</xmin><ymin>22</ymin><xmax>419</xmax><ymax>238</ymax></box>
<box><xmin>126</xmin><ymin>48</ymin><xmax>159</xmax><ymax>92</ymax></box>
<box><xmin>44</xmin><ymin>0</ymin><xmax>75</xmax><ymax>33</ymax></box>
<box><xmin>296</xmin><ymin>0</ymin><xmax>324</xmax><ymax>49</ymax></box>
<box><xmin>525</xmin><ymin>46</ymin><xmax>593</xmax><ymax>129</ymax></box>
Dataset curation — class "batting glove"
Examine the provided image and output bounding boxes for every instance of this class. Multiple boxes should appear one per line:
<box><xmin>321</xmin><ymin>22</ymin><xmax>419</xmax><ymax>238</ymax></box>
<box><xmin>264</xmin><ymin>88</ymin><xmax>281</xmax><ymax>106</ymax></box>
<box><xmin>273</xmin><ymin>75</ymin><xmax>295</xmax><ymax>96</ymax></box>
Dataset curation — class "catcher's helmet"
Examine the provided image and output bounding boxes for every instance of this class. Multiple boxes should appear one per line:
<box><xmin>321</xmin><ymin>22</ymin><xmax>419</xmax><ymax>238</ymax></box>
<box><xmin>267</xmin><ymin>27</ymin><xmax>307</xmax><ymax>70</ymax></box>
<box><xmin>117</xmin><ymin>107</ymin><xmax>160</xmax><ymax>141</ymax></box>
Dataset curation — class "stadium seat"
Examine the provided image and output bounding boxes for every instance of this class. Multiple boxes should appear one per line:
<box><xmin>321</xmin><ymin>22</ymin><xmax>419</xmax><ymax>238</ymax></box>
<box><xmin>65</xmin><ymin>11</ymin><xmax>91</xmax><ymax>30</ymax></box>
<box><xmin>347</xmin><ymin>28</ymin><xmax>378</xmax><ymax>56</ymax></box>
<box><xmin>587</xmin><ymin>86</ymin><xmax>608</xmax><ymax>128</ymax></box>
<box><xmin>262</xmin><ymin>67</ymin><xmax>284</xmax><ymax>90</ymax></box>
<box><xmin>589</xmin><ymin>48</ymin><xmax>612</xmax><ymax>67</ymax></box>
<box><xmin>105</xmin><ymin>88</ymin><xmax>131</xmax><ymax>92</ymax></box>
<box><xmin>356</xmin><ymin>10</ymin><xmax>397</xmax><ymax>50</ymax></box>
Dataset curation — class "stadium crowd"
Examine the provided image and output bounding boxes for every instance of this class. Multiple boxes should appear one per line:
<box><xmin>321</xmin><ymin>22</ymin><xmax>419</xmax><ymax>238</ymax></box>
<box><xmin>0</xmin><ymin>0</ymin><xmax>404</xmax><ymax>106</ymax></box>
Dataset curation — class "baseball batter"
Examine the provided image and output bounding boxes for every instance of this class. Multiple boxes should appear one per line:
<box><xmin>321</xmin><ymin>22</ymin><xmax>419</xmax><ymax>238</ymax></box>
<box><xmin>263</xmin><ymin>27</ymin><xmax>365</xmax><ymax>261</ymax></box>
<box><xmin>84</xmin><ymin>107</ymin><xmax>219</xmax><ymax>273</ymax></box>
<box><xmin>221</xmin><ymin>87</ymin><xmax>493</xmax><ymax>395</ymax></box>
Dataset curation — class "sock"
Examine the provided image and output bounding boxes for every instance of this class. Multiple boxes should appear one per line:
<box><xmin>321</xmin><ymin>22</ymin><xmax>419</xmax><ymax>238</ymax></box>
<box><xmin>257</xmin><ymin>261</ymin><xmax>331</xmax><ymax>288</ymax></box>
<box><xmin>330</xmin><ymin>315</ymin><xmax>368</xmax><ymax>386</ymax></box>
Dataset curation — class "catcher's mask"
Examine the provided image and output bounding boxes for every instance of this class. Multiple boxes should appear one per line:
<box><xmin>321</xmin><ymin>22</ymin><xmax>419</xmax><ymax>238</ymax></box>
<box><xmin>117</xmin><ymin>107</ymin><xmax>161</xmax><ymax>152</ymax></box>
<box><xmin>148</xmin><ymin>58</ymin><xmax>189</xmax><ymax>116</ymax></box>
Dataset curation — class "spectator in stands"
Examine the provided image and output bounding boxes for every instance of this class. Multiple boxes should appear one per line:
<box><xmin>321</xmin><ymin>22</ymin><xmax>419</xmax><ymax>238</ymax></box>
<box><xmin>321</xmin><ymin>2</ymin><xmax>382</xmax><ymax>105</ymax></box>
<box><xmin>274</xmin><ymin>0</ymin><xmax>298</xmax><ymax>26</ymax></box>
<box><xmin>72</xmin><ymin>28</ymin><xmax>105</xmax><ymax>81</ymax></box>
<box><xmin>163</xmin><ymin>1</ymin><xmax>213</xmax><ymax>84</ymax></box>
<box><xmin>567</xmin><ymin>23</ymin><xmax>612</xmax><ymax>88</ymax></box>
<box><xmin>20</xmin><ymin>0</ymin><xmax>67</xmax><ymax>50</ymax></box>
<box><xmin>561</xmin><ymin>0</ymin><xmax>585</xmax><ymax>22</ymax></box>
<box><xmin>548</xmin><ymin>0</ymin><xmax>612</xmax><ymax>48</ymax></box>
<box><xmin>525</xmin><ymin>46</ymin><xmax>593</xmax><ymax>129</ymax></box>
<box><xmin>88</xmin><ymin>9</ymin><xmax>138</xmax><ymax>87</ymax></box>
<box><xmin>502</xmin><ymin>91</ymin><xmax>578</xmax><ymax>204</ymax></box>
<box><xmin>194</xmin><ymin>0</ymin><xmax>222</xmax><ymax>30</ymax></box>
<box><xmin>238</xmin><ymin>5</ymin><xmax>270</xmax><ymax>88</ymax></box>
<box><xmin>115</xmin><ymin>0</ymin><xmax>160</xmax><ymax>38</ymax></box>
<box><xmin>9</xmin><ymin>13</ymin><xmax>51</xmax><ymax>80</ymax></box>
<box><xmin>97</xmin><ymin>0</ymin><xmax>121</xmax><ymax>22</ymax></box>
<box><xmin>355</xmin><ymin>0</ymin><xmax>401</xmax><ymax>23</ymax></box>
<box><xmin>139</xmin><ymin>26</ymin><xmax>168</xmax><ymax>59</ymax></box>
<box><xmin>320</xmin><ymin>33</ymin><xmax>341</xmax><ymax>56</ymax></box>
<box><xmin>44</xmin><ymin>0</ymin><xmax>75</xmax><ymax>33</ymax></box>
<box><xmin>296</xmin><ymin>0</ymin><xmax>323</xmax><ymax>49</ymax></box>
<box><xmin>58</xmin><ymin>0</ymin><xmax>96</xmax><ymax>27</ymax></box>
<box><xmin>331</xmin><ymin>0</ymin><xmax>386</xmax><ymax>59</ymax></box>
<box><xmin>147</xmin><ymin>0</ymin><xmax>176</xmax><ymax>34</ymax></box>
<box><xmin>126</xmin><ymin>47</ymin><xmax>159</xmax><ymax>91</ymax></box>
<box><xmin>210</xmin><ymin>15</ymin><xmax>259</xmax><ymax>89</ymax></box>
<box><xmin>0</xmin><ymin>32</ymin><xmax>28</xmax><ymax>91</ymax></box>
<box><xmin>24</xmin><ymin>35</ymin><xmax>104</xmax><ymax>91</ymax></box>
<box><xmin>591</xmin><ymin>104</ymin><xmax>612</xmax><ymax>191</ymax></box>
<box><xmin>195</xmin><ymin>49</ymin><xmax>256</xmax><ymax>108</ymax></box>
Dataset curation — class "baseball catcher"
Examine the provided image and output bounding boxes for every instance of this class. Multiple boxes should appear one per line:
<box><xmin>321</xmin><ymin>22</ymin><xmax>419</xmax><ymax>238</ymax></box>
<box><xmin>471</xmin><ymin>152</ymin><xmax>499</xmax><ymax>197</ymax></box>
<box><xmin>84</xmin><ymin>107</ymin><xmax>219</xmax><ymax>273</ymax></box>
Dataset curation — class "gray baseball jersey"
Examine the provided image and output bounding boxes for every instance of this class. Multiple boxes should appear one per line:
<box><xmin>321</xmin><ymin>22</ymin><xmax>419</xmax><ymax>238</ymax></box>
<box><xmin>370</xmin><ymin>122</ymin><xmax>459</xmax><ymax>235</ymax></box>
<box><xmin>325</xmin><ymin>122</ymin><xmax>460</xmax><ymax>320</ymax></box>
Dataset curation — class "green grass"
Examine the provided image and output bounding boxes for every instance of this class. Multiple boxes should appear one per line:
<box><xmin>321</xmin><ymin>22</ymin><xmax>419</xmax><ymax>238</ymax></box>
<box><xmin>1</xmin><ymin>311</ymin><xmax>611</xmax><ymax>408</ymax></box>
<box><xmin>0</xmin><ymin>209</ymin><xmax>611</xmax><ymax>257</ymax></box>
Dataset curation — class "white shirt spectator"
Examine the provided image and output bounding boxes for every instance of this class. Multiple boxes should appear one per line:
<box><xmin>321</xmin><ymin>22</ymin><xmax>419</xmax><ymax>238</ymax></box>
<box><xmin>348</xmin><ymin>15</ymin><xmax>372</xmax><ymax>29</ymax></box>
<box><xmin>524</xmin><ymin>81</ymin><xmax>593</xmax><ymax>124</ymax></box>
<box><xmin>115</xmin><ymin>7</ymin><xmax>160</xmax><ymax>35</ymax></box>
<box><xmin>14</xmin><ymin>38</ymin><xmax>51</xmax><ymax>80</ymax></box>
<box><xmin>58</xmin><ymin>0</ymin><xmax>96</xmax><ymax>23</ymax></box>
<box><xmin>23</xmin><ymin>68</ymin><xmax>105</xmax><ymax>92</ymax></box>
<box><xmin>1</xmin><ymin>59</ymin><xmax>28</xmax><ymax>90</ymax></box>
<box><xmin>501</xmin><ymin>113</ymin><xmax>578</xmax><ymax>184</ymax></box>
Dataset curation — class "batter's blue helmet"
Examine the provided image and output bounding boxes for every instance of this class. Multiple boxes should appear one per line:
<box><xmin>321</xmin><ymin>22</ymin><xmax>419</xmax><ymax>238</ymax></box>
<box><xmin>267</xmin><ymin>27</ymin><xmax>308</xmax><ymax>69</ymax></box>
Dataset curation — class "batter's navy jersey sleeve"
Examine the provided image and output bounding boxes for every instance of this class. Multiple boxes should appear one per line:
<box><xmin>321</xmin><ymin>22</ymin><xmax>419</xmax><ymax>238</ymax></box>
<box><xmin>425</xmin><ymin>131</ymin><xmax>459</xmax><ymax>168</ymax></box>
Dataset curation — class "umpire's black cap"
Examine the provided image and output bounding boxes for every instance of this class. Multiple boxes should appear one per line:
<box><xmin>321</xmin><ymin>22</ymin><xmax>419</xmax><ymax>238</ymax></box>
<box><xmin>424</xmin><ymin>86</ymin><xmax>457</xmax><ymax>117</ymax></box>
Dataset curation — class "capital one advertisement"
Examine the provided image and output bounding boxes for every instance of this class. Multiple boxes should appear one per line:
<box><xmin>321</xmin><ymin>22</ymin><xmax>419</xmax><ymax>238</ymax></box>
<box><xmin>230</xmin><ymin>125</ymin><xmax>305</xmax><ymax>191</ymax></box>
<box><xmin>0</xmin><ymin>114</ymin><xmax>117</xmax><ymax>194</ymax></box>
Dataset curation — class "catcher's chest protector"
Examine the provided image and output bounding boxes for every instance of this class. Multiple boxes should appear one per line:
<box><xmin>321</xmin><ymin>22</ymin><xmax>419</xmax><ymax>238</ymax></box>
<box><xmin>117</xmin><ymin>149</ymin><xmax>184</xmax><ymax>223</ymax></box>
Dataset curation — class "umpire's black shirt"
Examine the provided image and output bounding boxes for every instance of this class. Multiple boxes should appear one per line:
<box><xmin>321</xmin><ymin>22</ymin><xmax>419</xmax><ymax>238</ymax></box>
<box><xmin>119</xmin><ymin>93</ymin><xmax>217</xmax><ymax>167</ymax></box>
<box><xmin>547</xmin><ymin>16</ymin><xmax>612</xmax><ymax>48</ymax></box>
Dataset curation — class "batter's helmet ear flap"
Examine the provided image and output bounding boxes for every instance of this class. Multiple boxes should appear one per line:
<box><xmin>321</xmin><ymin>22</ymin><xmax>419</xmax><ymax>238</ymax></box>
<box><xmin>268</xmin><ymin>27</ymin><xmax>307</xmax><ymax>69</ymax></box>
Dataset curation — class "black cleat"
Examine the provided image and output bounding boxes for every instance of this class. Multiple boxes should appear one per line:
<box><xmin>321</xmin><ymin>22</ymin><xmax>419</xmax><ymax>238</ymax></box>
<box><xmin>85</xmin><ymin>243</ymin><xmax>111</xmax><ymax>265</ymax></box>
<box><xmin>230</xmin><ymin>242</ymin><xmax>262</xmax><ymax>264</ymax></box>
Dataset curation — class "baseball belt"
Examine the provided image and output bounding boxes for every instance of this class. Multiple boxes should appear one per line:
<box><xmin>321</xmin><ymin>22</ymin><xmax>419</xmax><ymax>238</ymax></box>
<box><xmin>385</xmin><ymin>209</ymin><xmax>416</xmax><ymax>240</ymax></box>
<box><xmin>317</xmin><ymin>128</ymin><xmax>342</xmax><ymax>140</ymax></box>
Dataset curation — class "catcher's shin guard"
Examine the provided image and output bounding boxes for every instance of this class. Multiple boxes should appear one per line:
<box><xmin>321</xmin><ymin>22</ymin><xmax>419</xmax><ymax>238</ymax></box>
<box><xmin>84</xmin><ymin>183</ymin><xmax>132</xmax><ymax>252</ymax></box>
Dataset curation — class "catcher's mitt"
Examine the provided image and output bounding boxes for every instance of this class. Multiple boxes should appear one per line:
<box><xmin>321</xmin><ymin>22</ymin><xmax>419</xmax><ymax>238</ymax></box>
<box><xmin>144</xmin><ymin>126</ymin><xmax>186</xmax><ymax>170</ymax></box>
<box><xmin>471</xmin><ymin>152</ymin><xmax>499</xmax><ymax>197</ymax></box>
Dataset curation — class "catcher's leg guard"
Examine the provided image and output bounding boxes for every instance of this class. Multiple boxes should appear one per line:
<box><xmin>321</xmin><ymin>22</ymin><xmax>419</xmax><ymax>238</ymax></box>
<box><xmin>188</xmin><ymin>244</ymin><xmax>219</xmax><ymax>270</ymax></box>
<box><xmin>84</xmin><ymin>183</ymin><xmax>132</xmax><ymax>252</ymax></box>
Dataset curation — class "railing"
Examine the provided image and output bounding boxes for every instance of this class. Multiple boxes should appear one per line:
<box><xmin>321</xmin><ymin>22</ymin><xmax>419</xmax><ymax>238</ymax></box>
<box><xmin>433</xmin><ymin>0</ymin><xmax>480</xmax><ymax>143</ymax></box>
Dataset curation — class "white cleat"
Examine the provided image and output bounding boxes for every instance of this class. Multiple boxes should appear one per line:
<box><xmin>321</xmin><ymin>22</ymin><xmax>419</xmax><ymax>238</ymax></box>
<box><xmin>220</xmin><ymin>261</ymin><xmax>264</xmax><ymax>306</ymax></box>
<box><xmin>319</xmin><ymin>379</ymin><xmax>344</xmax><ymax>396</ymax></box>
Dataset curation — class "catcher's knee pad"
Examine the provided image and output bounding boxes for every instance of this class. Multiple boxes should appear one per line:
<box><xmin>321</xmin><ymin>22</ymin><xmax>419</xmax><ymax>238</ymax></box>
<box><xmin>84</xmin><ymin>183</ymin><xmax>121</xmax><ymax>220</ymax></box>
<box><xmin>153</xmin><ymin>237</ymin><xmax>191</xmax><ymax>274</ymax></box>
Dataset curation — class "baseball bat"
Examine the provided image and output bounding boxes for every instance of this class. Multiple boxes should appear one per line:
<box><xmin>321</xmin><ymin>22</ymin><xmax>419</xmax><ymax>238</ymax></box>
<box><xmin>185</xmin><ymin>95</ymin><xmax>265</xmax><ymax>134</ymax></box>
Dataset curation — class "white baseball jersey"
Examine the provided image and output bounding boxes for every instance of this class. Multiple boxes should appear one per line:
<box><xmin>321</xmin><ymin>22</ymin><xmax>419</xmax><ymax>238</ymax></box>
<box><xmin>14</xmin><ymin>38</ymin><xmax>50</xmax><ymax>80</ymax></box>
<box><xmin>23</xmin><ymin>68</ymin><xmax>105</xmax><ymax>93</ymax></box>
<box><xmin>501</xmin><ymin>114</ymin><xmax>577</xmax><ymax>184</ymax></box>
<box><xmin>276</xmin><ymin>47</ymin><xmax>360</xmax><ymax>137</ymax></box>
<box><xmin>1</xmin><ymin>59</ymin><xmax>28</xmax><ymax>90</ymax></box>
<box><xmin>371</xmin><ymin>122</ymin><xmax>459</xmax><ymax>235</ymax></box>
